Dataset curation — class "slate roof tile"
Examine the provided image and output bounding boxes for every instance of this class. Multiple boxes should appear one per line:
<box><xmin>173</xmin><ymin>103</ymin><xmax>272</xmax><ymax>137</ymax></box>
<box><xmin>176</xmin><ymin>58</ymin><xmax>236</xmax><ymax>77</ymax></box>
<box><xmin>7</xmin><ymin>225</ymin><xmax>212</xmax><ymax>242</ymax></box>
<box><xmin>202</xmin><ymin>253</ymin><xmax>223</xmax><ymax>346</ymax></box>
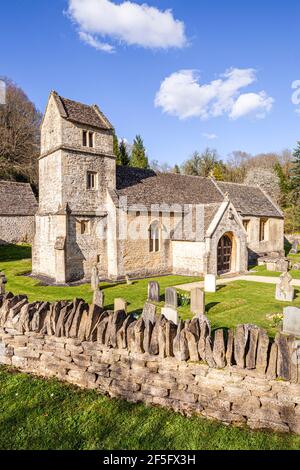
<box><xmin>116</xmin><ymin>167</ymin><xmax>283</xmax><ymax>218</ymax></box>
<box><xmin>0</xmin><ymin>181</ymin><xmax>38</xmax><ymax>216</ymax></box>
<box><xmin>52</xmin><ymin>92</ymin><xmax>113</xmax><ymax>130</ymax></box>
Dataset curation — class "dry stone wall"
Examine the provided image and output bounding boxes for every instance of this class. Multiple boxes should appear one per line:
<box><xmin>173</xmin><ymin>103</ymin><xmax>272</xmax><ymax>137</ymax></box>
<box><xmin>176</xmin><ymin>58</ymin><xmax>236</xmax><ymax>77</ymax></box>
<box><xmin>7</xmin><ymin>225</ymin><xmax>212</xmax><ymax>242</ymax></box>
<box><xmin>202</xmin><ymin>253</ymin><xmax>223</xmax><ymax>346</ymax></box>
<box><xmin>0</xmin><ymin>292</ymin><xmax>299</xmax><ymax>435</ymax></box>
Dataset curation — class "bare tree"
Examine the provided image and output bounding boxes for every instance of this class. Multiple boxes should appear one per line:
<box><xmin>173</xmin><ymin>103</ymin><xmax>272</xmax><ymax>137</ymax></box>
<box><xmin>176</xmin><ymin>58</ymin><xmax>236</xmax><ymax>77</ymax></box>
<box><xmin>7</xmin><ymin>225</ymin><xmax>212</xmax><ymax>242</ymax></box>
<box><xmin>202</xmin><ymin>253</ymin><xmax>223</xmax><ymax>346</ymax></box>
<box><xmin>182</xmin><ymin>148</ymin><xmax>220</xmax><ymax>177</ymax></box>
<box><xmin>0</xmin><ymin>78</ymin><xmax>41</xmax><ymax>187</ymax></box>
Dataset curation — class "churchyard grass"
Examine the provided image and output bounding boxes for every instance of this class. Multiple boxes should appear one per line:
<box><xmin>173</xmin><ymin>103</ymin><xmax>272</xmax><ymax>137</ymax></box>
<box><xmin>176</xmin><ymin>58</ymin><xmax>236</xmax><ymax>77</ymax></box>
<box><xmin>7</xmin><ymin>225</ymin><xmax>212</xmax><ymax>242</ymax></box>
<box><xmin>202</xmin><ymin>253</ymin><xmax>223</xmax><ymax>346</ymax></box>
<box><xmin>250</xmin><ymin>265</ymin><xmax>300</xmax><ymax>280</ymax></box>
<box><xmin>0</xmin><ymin>366</ymin><xmax>300</xmax><ymax>450</ymax></box>
<box><xmin>0</xmin><ymin>244</ymin><xmax>299</xmax><ymax>336</ymax></box>
<box><xmin>248</xmin><ymin>244</ymin><xmax>300</xmax><ymax>279</ymax></box>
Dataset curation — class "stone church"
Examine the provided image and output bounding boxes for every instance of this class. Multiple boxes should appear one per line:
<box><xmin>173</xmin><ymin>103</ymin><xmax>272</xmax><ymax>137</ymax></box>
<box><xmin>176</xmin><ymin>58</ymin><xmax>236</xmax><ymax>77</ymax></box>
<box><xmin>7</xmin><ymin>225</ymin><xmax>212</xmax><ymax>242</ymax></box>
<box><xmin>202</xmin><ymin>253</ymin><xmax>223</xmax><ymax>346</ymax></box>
<box><xmin>32</xmin><ymin>91</ymin><xmax>284</xmax><ymax>284</ymax></box>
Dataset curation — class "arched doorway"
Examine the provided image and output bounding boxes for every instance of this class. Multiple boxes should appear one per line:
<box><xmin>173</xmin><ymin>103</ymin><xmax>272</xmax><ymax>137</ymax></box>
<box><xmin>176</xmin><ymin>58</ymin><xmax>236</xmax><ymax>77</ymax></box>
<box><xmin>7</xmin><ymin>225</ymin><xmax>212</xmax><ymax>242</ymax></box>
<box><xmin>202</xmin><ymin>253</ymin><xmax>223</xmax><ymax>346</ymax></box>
<box><xmin>217</xmin><ymin>234</ymin><xmax>233</xmax><ymax>274</ymax></box>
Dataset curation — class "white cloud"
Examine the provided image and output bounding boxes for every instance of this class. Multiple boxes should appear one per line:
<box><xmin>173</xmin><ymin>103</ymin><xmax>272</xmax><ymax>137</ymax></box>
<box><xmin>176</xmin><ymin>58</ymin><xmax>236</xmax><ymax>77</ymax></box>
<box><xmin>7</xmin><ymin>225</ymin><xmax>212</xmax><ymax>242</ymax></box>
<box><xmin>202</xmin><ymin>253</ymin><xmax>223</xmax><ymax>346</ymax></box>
<box><xmin>229</xmin><ymin>92</ymin><xmax>274</xmax><ymax>120</ymax></box>
<box><xmin>68</xmin><ymin>0</ymin><xmax>187</xmax><ymax>52</ymax></box>
<box><xmin>202</xmin><ymin>133</ymin><xmax>218</xmax><ymax>140</ymax></box>
<box><xmin>155</xmin><ymin>68</ymin><xmax>274</xmax><ymax>120</ymax></box>
<box><xmin>79</xmin><ymin>31</ymin><xmax>115</xmax><ymax>53</ymax></box>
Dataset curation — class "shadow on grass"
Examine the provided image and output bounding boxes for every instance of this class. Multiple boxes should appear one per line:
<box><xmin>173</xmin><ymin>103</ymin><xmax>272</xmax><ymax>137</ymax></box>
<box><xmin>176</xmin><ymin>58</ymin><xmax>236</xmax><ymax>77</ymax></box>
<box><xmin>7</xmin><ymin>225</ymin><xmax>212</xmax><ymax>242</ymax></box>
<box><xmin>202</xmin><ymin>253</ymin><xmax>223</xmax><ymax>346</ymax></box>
<box><xmin>0</xmin><ymin>244</ymin><xmax>31</xmax><ymax>262</ymax></box>
<box><xmin>216</xmin><ymin>285</ymin><xmax>227</xmax><ymax>292</ymax></box>
<box><xmin>100</xmin><ymin>282</ymin><xmax>124</xmax><ymax>290</ymax></box>
<box><xmin>206</xmin><ymin>302</ymin><xmax>220</xmax><ymax>312</ymax></box>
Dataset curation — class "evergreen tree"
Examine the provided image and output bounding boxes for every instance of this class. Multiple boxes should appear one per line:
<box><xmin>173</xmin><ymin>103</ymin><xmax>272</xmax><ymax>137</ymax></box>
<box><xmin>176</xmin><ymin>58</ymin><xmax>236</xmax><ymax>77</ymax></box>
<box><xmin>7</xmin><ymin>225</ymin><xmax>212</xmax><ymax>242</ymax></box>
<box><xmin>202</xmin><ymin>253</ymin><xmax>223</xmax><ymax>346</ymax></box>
<box><xmin>113</xmin><ymin>131</ymin><xmax>120</xmax><ymax>162</ymax></box>
<box><xmin>130</xmin><ymin>135</ymin><xmax>149</xmax><ymax>169</ymax></box>
<box><xmin>291</xmin><ymin>142</ymin><xmax>300</xmax><ymax>202</ymax></box>
<box><xmin>118</xmin><ymin>139</ymin><xmax>130</xmax><ymax>166</ymax></box>
<box><xmin>173</xmin><ymin>164</ymin><xmax>181</xmax><ymax>174</ymax></box>
<box><xmin>274</xmin><ymin>162</ymin><xmax>290</xmax><ymax>208</ymax></box>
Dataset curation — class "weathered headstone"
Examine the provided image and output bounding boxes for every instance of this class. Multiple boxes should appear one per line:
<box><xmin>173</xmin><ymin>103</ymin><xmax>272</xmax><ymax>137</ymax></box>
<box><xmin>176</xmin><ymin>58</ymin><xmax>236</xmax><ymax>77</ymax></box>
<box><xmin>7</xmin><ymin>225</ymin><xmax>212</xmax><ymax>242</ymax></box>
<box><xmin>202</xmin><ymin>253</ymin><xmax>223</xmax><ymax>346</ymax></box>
<box><xmin>93</xmin><ymin>288</ymin><xmax>104</xmax><ymax>308</ymax></box>
<box><xmin>290</xmin><ymin>240</ymin><xmax>299</xmax><ymax>255</ymax></box>
<box><xmin>267</xmin><ymin>258</ymin><xmax>289</xmax><ymax>273</ymax></box>
<box><xmin>276</xmin><ymin>259</ymin><xmax>290</xmax><ymax>272</ymax></box>
<box><xmin>190</xmin><ymin>288</ymin><xmax>205</xmax><ymax>316</ymax></box>
<box><xmin>161</xmin><ymin>307</ymin><xmax>179</xmax><ymax>325</ymax></box>
<box><xmin>142</xmin><ymin>302</ymin><xmax>157</xmax><ymax>324</ymax></box>
<box><xmin>275</xmin><ymin>272</ymin><xmax>295</xmax><ymax>302</ymax></box>
<box><xmin>165</xmin><ymin>287</ymin><xmax>178</xmax><ymax>308</ymax></box>
<box><xmin>91</xmin><ymin>265</ymin><xmax>99</xmax><ymax>291</ymax></box>
<box><xmin>125</xmin><ymin>274</ymin><xmax>133</xmax><ymax>286</ymax></box>
<box><xmin>0</xmin><ymin>272</ymin><xmax>7</xmax><ymax>295</ymax></box>
<box><xmin>283</xmin><ymin>307</ymin><xmax>300</xmax><ymax>337</ymax></box>
<box><xmin>114</xmin><ymin>298</ymin><xmax>127</xmax><ymax>313</ymax></box>
<box><xmin>204</xmin><ymin>274</ymin><xmax>216</xmax><ymax>293</ymax></box>
<box><xmin>147</xmin><ymin>281</ymin><xmax>160</xmax><ymax>303</ymax></box>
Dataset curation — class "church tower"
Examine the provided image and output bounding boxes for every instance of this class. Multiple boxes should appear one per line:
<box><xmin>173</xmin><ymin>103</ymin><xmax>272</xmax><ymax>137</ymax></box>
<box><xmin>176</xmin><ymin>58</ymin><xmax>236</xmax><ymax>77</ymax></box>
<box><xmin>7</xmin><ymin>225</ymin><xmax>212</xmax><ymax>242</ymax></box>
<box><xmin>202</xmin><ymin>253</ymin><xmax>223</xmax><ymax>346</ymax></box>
<box><xmin>32</xmin><ymin>91</ymin><xmax>116</xmax><ymax>283</ymax></box>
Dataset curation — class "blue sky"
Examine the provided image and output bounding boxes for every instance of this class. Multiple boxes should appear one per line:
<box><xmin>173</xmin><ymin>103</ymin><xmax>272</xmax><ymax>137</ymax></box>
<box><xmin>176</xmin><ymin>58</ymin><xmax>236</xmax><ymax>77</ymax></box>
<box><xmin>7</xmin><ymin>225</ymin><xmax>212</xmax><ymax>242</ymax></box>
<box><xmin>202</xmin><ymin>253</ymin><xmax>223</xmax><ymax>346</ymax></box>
<box><xmin>1</xmin><ymin>0</ymin><xmax>300</xmax><ymax>165</ymax></box>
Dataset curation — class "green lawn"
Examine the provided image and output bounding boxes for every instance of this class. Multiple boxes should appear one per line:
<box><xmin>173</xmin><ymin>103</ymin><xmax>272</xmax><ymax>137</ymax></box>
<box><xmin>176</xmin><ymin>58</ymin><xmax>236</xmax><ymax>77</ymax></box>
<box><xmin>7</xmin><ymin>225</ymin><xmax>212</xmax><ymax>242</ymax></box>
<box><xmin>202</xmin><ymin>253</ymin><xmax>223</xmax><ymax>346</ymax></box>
<box><xmin>0</xmin><ymin>244</ymin><xmax>298</xmax><ymax>337</ymax></box>
<box><xmin>250</xmin><ymin>265</ymin><xmax>300</xmax><ymax>280</ymax></box>
<box><xmin>249</xmin><ymin>245</ymin><xmax>300</xmax><ymax>280</ymax></box>
<box><xmin>0</xmin><ymin>367</ymin><xmax>299</xmax><ymax>450</ymax></box>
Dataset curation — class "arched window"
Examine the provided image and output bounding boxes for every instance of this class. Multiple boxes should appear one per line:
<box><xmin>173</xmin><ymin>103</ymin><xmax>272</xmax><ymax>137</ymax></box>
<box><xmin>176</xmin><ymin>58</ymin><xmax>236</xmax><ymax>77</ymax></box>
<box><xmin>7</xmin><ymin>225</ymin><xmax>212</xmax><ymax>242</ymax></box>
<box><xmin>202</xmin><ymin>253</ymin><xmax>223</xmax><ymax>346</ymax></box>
<box><xmin>149</xmin><ymin>221</ymin><xmax>160</xmax><ymax>253</ymax></box>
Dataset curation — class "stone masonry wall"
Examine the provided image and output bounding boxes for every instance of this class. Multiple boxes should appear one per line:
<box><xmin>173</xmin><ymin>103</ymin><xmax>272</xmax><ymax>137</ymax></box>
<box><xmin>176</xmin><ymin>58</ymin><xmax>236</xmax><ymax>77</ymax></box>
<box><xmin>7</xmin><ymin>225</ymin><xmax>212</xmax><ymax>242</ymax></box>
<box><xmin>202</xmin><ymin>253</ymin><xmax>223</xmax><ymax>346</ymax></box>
<box><xmin>0</xmin><ymin>216</ymin><xmax>35</xmax><ymax>245</ymax></box>
<box><xmin>0</xmin><ymin>293</ymin><xmax>299</xmax><ymax>435</ymax></box>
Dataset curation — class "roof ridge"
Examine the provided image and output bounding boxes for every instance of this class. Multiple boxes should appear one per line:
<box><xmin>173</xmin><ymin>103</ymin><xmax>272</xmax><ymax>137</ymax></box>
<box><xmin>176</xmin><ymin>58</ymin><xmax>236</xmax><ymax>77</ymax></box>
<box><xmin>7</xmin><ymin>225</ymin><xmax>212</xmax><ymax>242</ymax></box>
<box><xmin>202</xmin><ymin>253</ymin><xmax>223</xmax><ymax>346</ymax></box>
<box><xmin>217</xmin><ymin>180</ymin><xmax>262</xmax><ymax>190</ymax></box>
<box><xmin>57</xmin><ymin>93</ymin><xmax>95</xmax><ymax>110</ymax></box>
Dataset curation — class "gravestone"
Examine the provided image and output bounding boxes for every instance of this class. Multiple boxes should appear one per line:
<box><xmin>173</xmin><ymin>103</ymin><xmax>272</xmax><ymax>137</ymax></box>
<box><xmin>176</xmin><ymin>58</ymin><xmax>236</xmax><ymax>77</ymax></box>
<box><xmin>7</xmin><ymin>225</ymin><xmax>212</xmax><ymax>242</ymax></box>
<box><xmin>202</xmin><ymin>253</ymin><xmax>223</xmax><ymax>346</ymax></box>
<box><xmin>114</xmin><ymin>298</ymin><xmax>127</xmax><ymax>314</ymax></box>
<box><xmin>276</xmin><ymin>259</ymin><xmax>290</xmax><ymax>272</ymax></box>
<box><xmin>190</xmin><ymin>288</ymin><xmax>205</xmax><ymax>316</ymax></box>
<box><xmin>91</xmin><ymin>265</ymin><xmax>99</xmax><ymax>291</ymax></box>
<box><xmin>93</xmin><ymin>288</ymin><xmax>104</xmax><ymax>308</ymax></box>
<box><xmin>142</xmin><ymin>302</ymin><xmax>157</xmax><ymax>324</ymax></box>
<box><xmin>161</xmin><ymin>307</ymin><xmax>179</xmax><ymax>325</ymax></box>
<box><xmin>0</xmin><ymin>272</ymin><xmax>7</xmax><ymax>295</ymax></box>
<box><xmin>165</xmin><ymin>287</ymin><xmax>178</xmax><ymax>308</ymax></box>
<box><xmin>125</xmin><ymin>274</ymin><xmax>133</xmax><ymax>286</ymax></box>
<box><xmin>204</xmin><ymin>274</ymin><xmax>216</xmax><ymax>293</ymax></box>
<box><xmin>275</xmin><ymin>272</ymin><xmax>295</xmax><ymax>302</ymax></box>
<box><xmin>267</xmin><ymin>258</ymin><xmax>289</xmax><ymax>273</ymax></box>
<box><xmin>290</xmin><ymin>240</ymin><xmax>299</xmax><ymax>255</ymax></box>
<box><xmin>283</xmin><ymin>307</ymin><xmax>300</xmax><ymax>337</ymax></box>
<box><xmin>147</xmin><ymin>282</ymin><xmax>160</xmax><ymax>303</ymax></box>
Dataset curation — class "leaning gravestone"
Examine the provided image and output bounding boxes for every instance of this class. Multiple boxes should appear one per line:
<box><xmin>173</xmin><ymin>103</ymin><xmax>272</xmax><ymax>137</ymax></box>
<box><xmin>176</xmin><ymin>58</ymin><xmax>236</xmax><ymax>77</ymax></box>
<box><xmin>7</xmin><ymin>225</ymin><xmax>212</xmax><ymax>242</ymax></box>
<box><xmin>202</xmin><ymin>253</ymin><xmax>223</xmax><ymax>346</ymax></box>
<box><xmin>275</xmin><ymin>272</ymin><xmax>295</xmax><ymax>302</ymax></box>
<box><xmin>148</xmin><ymin>282</ymin><xmax>160</xmax><ymax>303</ymax></box>
<box><xmin>190</xmin><ymin>288</ymin><xmax>205</xmax><ymax>316</ymax></box>
<box><xmin>0</xmin><ymin>272</ymin><xmax>7</xmax><ymax>295</ymax></box>
<box><xmin>204</xmin><ymin>274</ymin><xmax>216</xmax><ymax>293</ymax></box>
<box><xmin>165</xmin><ymin>287</ymin><xmax>178</xmax><ymax>308</ymax></box>
<box><xmin>114</xmin><ymin>298</ymin><xmax>127</xmax><ymax>313</ymax></box>
<box><xmin>282</xmin><ymin>306</ymin><xmax>300</xmax><ymax>337</ymax></box>
<box><xmin>161</xmin><ymin>307</ymin><xmax>179</xmax><ymax>325</ymax></box>
<box><xmin>290</xmin><ymin>240</ymin><xmax>299</xmax><ymax>255</ymax></box>
<box><xmin>91</xmin><ymin>265</ymin><xmax>99</xmax><ymax>291</ymax></box>
<box><xmin>142</xmin><ymin>302</ymin><xmax>157</xmax><ymax>324</ymax></box>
